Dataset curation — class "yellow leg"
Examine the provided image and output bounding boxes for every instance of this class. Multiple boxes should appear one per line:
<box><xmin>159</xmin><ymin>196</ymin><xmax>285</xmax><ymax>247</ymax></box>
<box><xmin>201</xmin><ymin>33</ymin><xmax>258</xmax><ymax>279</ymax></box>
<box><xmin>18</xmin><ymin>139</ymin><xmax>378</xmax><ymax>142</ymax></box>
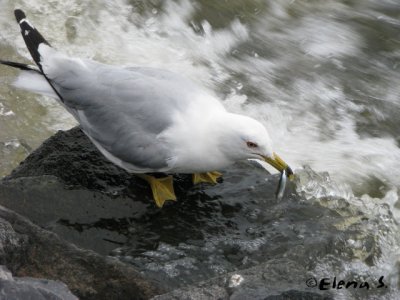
<box><xmin>192</xmin><ymin>171</ymin><xmax>222</xmax><ymax>185</ymax></box>
<box><xmin>136</xmin><ymin>174</ymin><xmax>176</xmax><ymax>208</ymax></box>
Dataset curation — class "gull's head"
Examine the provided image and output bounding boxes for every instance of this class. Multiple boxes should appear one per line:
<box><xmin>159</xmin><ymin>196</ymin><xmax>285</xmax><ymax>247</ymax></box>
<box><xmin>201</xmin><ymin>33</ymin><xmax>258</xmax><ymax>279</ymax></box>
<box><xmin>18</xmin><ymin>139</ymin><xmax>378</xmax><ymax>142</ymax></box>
<box><xmin>217</xmin><ymin>113</ymin><xmax>293</xmax><ymax>176</ymax></box>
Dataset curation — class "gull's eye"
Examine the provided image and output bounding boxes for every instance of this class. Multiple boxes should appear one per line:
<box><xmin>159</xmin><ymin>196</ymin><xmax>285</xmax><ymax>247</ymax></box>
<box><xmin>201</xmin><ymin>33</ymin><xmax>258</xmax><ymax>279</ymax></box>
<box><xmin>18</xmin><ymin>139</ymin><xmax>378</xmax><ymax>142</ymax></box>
<box><xmin>246</xmin><ymin>141</ymin><xmax>258</xmax><ymax>148</ymax></box>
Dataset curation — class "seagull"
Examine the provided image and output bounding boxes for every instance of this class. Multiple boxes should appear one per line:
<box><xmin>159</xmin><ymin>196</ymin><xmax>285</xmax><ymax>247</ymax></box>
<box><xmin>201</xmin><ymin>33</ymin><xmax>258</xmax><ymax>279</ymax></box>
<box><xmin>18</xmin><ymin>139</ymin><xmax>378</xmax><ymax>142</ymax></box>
<box><xmin>1</xmin><ymin>9</ymin><xmax>293</xmax><ymax>207</ymax></box>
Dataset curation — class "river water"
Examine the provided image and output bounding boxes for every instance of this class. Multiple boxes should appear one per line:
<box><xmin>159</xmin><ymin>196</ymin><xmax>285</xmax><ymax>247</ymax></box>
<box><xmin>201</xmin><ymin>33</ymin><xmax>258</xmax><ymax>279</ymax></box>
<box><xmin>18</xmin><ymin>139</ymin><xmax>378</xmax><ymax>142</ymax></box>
<box><xmin>0</xmin><ymin>0</ymin><xmax>400</xmax><ymax>299</ymax></box>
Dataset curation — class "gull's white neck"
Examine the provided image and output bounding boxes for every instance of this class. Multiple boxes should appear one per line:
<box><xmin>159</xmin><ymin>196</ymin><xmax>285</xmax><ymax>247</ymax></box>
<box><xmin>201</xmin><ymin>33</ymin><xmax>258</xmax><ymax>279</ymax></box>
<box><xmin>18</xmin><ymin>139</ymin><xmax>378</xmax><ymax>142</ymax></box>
<box><xmin>162</xmin><ymin>102</ymin><xmax>239</xmax><ymax>173</ymax></box>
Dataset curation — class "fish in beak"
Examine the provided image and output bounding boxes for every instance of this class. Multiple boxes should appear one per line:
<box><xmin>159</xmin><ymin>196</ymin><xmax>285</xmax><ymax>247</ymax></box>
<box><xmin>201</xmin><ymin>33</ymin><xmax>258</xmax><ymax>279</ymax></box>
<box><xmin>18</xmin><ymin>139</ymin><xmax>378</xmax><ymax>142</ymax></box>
<box><xmin>262</xmin><ymin>152</ymin><xmax>294</xmax><ymax>199</ymax></box>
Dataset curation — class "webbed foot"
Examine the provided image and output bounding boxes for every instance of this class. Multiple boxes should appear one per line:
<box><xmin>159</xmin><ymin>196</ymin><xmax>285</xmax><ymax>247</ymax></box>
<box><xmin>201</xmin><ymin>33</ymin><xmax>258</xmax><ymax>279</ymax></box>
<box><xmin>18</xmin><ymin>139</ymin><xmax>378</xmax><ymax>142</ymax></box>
<box><xmin>137</xmin><ymin>174</ymin><xmax>176</xmax><ymax>208</ymax></box>
<box><xmin>192</xmin><ymin>171</ymin><xmax>222</xmax><ymax>185</ymax></box>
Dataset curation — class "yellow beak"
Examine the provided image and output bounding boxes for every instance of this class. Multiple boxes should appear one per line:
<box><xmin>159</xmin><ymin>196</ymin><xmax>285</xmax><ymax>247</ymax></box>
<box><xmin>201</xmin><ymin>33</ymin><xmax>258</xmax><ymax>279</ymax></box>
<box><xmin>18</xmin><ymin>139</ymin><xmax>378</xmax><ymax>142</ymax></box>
<box><xmin>262</xmin><ymin>152</ymin><xmax>294</xmax><ymax>179</ymax></box>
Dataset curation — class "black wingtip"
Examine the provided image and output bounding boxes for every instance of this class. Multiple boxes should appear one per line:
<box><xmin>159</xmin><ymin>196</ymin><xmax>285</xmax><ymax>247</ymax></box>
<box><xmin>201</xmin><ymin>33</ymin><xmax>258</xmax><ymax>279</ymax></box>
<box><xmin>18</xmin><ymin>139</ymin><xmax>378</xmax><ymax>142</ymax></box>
<box><xmin>14</xmin><ymin>9</ymin><xmax>26</xmax><ymax>23</ymax></box>
<box><xmin>0</xmin><ymin>60</ymin><xmax>40</xmax><ymax>73</ymax></box>
<box><xmin>13</xmin><ymin>9</ymin><xmax>51</xmax><ymax>70</ymax></box>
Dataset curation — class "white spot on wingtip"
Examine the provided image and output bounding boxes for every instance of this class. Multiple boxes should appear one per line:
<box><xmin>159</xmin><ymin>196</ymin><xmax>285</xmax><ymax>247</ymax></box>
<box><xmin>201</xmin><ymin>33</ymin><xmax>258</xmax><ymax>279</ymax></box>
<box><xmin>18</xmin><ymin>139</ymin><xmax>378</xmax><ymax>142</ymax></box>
<box><xmin>19</xmin><ymin>18</ymin><xmax>35</xmax><ymax>28</ymax></box>
<box><xmin>24</xmin><ymin>30</ymin><xmax>30</xmax><ymax>36</ymax></box>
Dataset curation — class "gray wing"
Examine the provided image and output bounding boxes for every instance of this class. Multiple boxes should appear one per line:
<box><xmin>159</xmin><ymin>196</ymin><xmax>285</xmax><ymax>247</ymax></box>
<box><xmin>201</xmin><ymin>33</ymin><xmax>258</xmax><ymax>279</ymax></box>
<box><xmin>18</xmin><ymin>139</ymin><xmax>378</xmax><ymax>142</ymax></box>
<box><xmin>44</xmin><ymin>57</ymin><xmax>202</xmax><ymax>171</ymax></box>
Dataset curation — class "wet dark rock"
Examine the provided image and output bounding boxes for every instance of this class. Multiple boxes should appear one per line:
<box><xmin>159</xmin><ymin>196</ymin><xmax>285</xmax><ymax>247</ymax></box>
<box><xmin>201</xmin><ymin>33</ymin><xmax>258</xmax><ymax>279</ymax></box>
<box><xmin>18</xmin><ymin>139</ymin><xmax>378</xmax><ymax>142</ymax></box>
<box><xmin>263</xmin><ymin>290</ymin><xmax>333</xmax><ymax>300</ymax></box>
<box><xmin>4</xmin><ymin>127</ymin><xmax>133</xmax><ymax>194</ymax></box>
<box><xmin>0</xmin><ymin>204</ymin><xmax>164</xmax><ymax>299</ymax></box>
<box><xmin>0</xmin><ymin>265</ymin><xmax>77</xmax><ymax>300</ymax></box>
<box><xmin>153</xmin><ymin>284</ymin><xmax>229</xmax><ymax>300</ymax></box>
<box><xmin>0</xmin><ymin>175</ymin><xmax>149</xmax><ymax>255</ymax></box>
<box><xmin>152</xmin><ymin>259</ymin><xmax>334</xmax><ymax>300</ymax></box>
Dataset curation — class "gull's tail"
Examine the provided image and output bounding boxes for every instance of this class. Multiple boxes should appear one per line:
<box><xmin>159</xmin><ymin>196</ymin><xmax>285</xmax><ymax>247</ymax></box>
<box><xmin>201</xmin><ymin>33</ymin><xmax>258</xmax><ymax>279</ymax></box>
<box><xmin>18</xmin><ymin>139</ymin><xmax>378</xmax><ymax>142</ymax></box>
<box><xmin>0</xmin><ymin>9</ymin><xmax>59</xmax><ymax>99</ymax></box>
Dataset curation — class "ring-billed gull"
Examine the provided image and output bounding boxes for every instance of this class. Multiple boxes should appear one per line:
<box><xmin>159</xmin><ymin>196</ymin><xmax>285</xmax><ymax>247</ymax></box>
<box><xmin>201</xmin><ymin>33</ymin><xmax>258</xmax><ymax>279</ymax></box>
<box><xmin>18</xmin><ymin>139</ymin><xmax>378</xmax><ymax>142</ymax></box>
<box><xmin>1</xmin><ymin>9</ymin><xmax>293</xmax><ymax>207</ymax></box>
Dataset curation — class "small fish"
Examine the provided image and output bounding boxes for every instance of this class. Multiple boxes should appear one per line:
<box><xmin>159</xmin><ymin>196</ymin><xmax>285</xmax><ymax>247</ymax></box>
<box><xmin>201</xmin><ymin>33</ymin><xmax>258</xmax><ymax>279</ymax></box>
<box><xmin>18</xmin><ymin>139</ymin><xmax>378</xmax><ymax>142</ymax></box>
<box><xmin>276</xmin><ymin>169</ymin><xmax>287</xmax><ymax>200</ymax></box>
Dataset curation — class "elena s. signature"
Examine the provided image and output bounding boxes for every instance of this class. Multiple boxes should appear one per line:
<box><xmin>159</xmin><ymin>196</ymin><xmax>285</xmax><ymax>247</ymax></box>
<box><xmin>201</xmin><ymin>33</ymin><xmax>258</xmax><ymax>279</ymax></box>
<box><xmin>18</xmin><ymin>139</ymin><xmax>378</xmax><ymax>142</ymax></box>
<box><xmin>306</xmin><ymin>276</ymin><xmax>387</xmax><ymax>290</ymax></box>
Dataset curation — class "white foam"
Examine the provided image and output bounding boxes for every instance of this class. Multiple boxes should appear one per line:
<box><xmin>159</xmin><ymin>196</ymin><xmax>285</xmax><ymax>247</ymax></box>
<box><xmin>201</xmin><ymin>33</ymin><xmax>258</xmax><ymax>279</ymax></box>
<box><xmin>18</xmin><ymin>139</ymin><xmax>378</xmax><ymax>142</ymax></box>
<box><xmin>296</xmin><ymin>17</ymin><xmax>362</xmax><ymax>58</ymax></box>
<box><xmin>0</xmin><ymin>102</ymin><xmax>15</xmax><ymax>116</ymax></box>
